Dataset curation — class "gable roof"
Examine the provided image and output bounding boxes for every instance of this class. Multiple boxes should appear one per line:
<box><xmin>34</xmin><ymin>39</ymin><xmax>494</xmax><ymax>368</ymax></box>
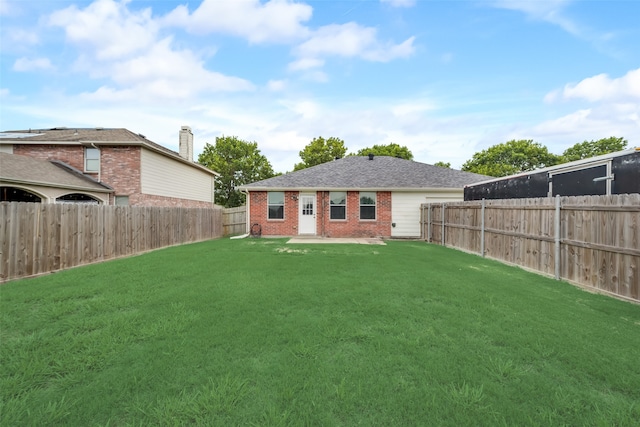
<box><xmin>0</xmin><ymin>152</ymin><xmax>113</xmax><ymax>193</ymax></box>
<box><xmin>0</xmin><ymin>127</ymin><xmax>218</xmax><ymax>176</ymax></box>
<box><xmin>239</xmin><ymin>156</ymin><xmax>490</xmax><ymax>191</ymax></box>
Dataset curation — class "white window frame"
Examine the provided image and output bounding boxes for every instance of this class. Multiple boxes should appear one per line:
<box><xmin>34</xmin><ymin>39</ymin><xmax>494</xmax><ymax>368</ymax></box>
<box><xmin>329</xmin><ymin>191</ymin><xmax>347</xmax><ymax>220</ymax></box>
<box><xmin>359</xmin><ymin>191</ymin><xmax>376</xmax><ymax>220</ymax></box>
<box><xmin>84</xmin><ymin>147</ymin><xmax>100</xmax><ymax>173</ymax></box>
<box><xmin>268</xmin><ymin>191</ymin><xmax>285</xmax><ymax>220</ymax></box>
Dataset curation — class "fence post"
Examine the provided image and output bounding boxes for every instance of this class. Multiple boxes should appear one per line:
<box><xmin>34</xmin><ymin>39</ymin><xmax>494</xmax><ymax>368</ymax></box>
<box><xmin>554</xmin><ymin>195</ymin><xmax>561</xmax><ymax>280</ymax></box>
<box><xmin>441</xmin><ymin>203</ymin><xmax>445</xmax><ymax>247</ymax></box>
<box><xmin>427</xmin><ymin>204</ymin><xmax>432</xmax><ymax>242</ymax></box>
<box><xmin>481</xmin><ymin>198</ymin><xmax>485</xmax><ymax>257</ymax></box>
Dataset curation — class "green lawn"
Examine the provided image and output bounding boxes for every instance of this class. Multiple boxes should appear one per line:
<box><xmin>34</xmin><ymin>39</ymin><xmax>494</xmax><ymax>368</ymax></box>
<box><xmin>1</xmin><ymin>238</ymin><xmax>639</xmax><ymax>426</ymax></box>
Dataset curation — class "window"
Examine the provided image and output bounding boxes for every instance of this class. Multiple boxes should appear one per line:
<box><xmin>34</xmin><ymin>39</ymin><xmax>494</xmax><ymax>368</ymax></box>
<box><xmin>85</xmin><ymin>147</ymin><xmax>100</xmax><ymax>172</ymax></box>
<box><xmin>360</xmin><ymin>192</ymin><xmax>376</xmax><ymax>220</ymax></box>
<box><xmin>268</xmin><ymin>191</ymin><xmax>284</xmax><ymax>219</ymax></box>
<box><xmin>115</xmin><ymin>196</ymin><xmax>129</xmax><ymax>206</ymax></box>
<box><xmin>330</xmin><ymin>191</ymin><xmax>346</xmax><ymax>220</ymax></box>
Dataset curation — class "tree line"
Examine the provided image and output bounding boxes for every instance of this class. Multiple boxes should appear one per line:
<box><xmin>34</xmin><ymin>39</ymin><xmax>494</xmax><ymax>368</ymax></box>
<box><xmin>198</xmin><ymin>135</ymin><xmax>628</xmax><ymax>207</ymax></box>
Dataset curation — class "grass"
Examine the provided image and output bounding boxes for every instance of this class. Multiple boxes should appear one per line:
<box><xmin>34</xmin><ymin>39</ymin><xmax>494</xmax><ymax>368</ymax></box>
<box><xmin>1</xmin><ymin>238</ymin><xmax>639</xmax><ymax>426</ymax></box>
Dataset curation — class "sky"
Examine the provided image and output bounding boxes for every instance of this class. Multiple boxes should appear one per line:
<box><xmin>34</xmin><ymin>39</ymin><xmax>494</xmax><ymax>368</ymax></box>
<box><xmin>1</xmin><ymin>0</ymin><xmax>639</xmax><ymax>173</ymax></box>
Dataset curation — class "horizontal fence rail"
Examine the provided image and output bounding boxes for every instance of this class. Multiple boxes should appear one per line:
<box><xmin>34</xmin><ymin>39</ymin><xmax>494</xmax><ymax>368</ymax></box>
<box><xmin>1</xmin><ymin>203</ymin><xmax>224</xmax><ymax>282</ymax></box>
<box><xmin>421</xmin><ymin>194</ymin><xmax>640</xmax><ymax>302</ymax></box>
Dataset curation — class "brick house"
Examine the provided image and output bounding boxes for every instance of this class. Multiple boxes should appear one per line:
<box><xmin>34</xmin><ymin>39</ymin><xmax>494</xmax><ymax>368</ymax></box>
<box><xmin>0</xmin><ymin>126</ymin><xmax>218</xmax><ymax>207</ymax></box>
<box><xmin>237</xmin><ymin>155</ymin><xmax>489</xmax><ymax>238</ymax></box>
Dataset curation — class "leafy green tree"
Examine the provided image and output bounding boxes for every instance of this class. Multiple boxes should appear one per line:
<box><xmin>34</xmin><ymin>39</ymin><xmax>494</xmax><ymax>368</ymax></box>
<box><xmin>562</xmin><ymin>136</ymin><xmax>628</xmax><ymax>162</ymax></box>
<box><xmin>198</xmin><ymin>136</ymin><xmax>276</xmax><ymax>207</ymax></box>
<box><xmin>294</xmin><ymin>136</ymin><xmax>347</xmax><ymax>171</ymax></box>
<box><xmin>433</xmin><ymin>161</ymin><xmax>451</xmax><ymax>168</ymax></box>
<box><xmin>355</xmin><ymin>143</ymin><xmax>414</xmax><ymax>160</ymax></box>
<box><xmin>461</xmin><ymin>139</ymin><xmax>562</xmax><ymax>177</ymax></box>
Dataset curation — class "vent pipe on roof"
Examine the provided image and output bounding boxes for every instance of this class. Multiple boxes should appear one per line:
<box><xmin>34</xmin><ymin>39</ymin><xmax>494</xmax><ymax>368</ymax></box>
<box><xmin>179</xmin><ymin>126</ymin><xmax>194</xmax><ymax>162</ymax></box>
<box><xmin>368</xmin><ymin>153</ymin><xmax>374</xmax><ymax>160</ymax></box>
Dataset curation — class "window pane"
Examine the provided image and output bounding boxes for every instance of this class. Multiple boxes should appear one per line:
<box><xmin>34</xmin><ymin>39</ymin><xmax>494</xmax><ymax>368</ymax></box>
<box><xmin>360</xmin><ymin>192</ymin><xmax>375</xmax><ymax>205</ymax></box>
<box><xmin>360</xmin><ymin>206</ymin><xmax>375</xmax><ymax>220</ymax></box>
<box><xmin>268</xmin><ymin>191</ymin><xmax>284</xmax><ymax>205</ymax></box>
<box><xmin>85</xmin><ymin>148</ymin><xmax>100</xmax><ymax>160</ymax></box>
<box><xmin>115</xmin><ymin>196</ymin><xmax>129</xmax><ymax>206</ymax></box>
<box><xmin>330</xmin><ymin>206</ymin><xmax>346</xmax><ymax>220</ymax></box>
<box><xmin>330</xmin><ymin>191</ymin><xmax>346</xmax><ymax>205</ymax></box>
<box><xmin>269</xmin><ymin>205</ymin><xmax>284</xmax><ymax>219</ymax></box>
<box><xmin>85</xmin><ymin>159</ymin><xmax>100</xmax><ymax>172</ymax></box>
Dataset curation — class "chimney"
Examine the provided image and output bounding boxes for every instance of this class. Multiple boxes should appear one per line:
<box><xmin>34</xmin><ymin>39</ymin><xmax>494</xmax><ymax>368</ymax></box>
<box><xmin>368</xmin><ymin>153</ymin><xmax>374</xmax><ymax>160</ymax></box>
<box><xmin>179</xmin><ymin>126</ymin><xmax>193</xmax><ymax>162</ymax></box>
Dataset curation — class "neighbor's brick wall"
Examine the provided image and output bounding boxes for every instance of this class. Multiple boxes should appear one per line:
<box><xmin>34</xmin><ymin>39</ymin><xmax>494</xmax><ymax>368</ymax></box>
<box><xmin>14</xmin><ymin>145</ymin><xmax>85</xmax><ymax>172</ymax></box>
<box><xmin>100</xmin><ymin>146</ymin><xmax>141</xmax><ymax>196</ymax></box>
<box><xmin>12</xmin><ymin>144</ymin><xmax>211</xmax><ymax>208</ymax></box>
<box><xmin>250</xmin><ymin>190</ymin><xmax>392</xmax><ymax>238</ymax></box>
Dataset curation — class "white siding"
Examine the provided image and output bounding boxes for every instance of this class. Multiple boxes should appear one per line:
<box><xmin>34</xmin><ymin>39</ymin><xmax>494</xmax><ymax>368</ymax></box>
<box><xmin>391</xmin><ymin>190</ymin><xmax>463</xmax><ymax>237</ymax></box>
<box><xmin>140</xmin><ymin>149</ymin><xmax>215</xmax><ymax>203</ymax></box>
<box><xmin>0</xmin><ymin>145</ymin><xmax>14</xmax><ymax>154</ymax></box>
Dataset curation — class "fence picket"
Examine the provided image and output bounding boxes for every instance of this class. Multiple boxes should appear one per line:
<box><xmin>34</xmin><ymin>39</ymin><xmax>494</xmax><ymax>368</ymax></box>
<box><xmin>1</xmin><ymin>203</ymin><xmax>229</xmax><ymax>282</ymax></box>
<box><xmin>422</xmin><ymin>194</ymin><xmax>640</xmax><ymax>302</ymax></box>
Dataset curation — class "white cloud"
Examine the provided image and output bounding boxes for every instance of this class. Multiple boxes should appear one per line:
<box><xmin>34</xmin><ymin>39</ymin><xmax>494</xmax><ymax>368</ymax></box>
<box><xmin>381</xmin><ymin>0</ymin><xmax>417</xmax><ymax>7</ymax></box>
<box><xmin>288</xmin><ymin>57</ymin><xmax>325</xmax><ymax>71</ymax></box>
<box><xmin>162</xmin><ymin>0</ymin><xmax>312</xmax><ymax>44</ymax></box>
<box><xmin>267</xmin><ymin>80</ymin><xmax>286</xmax><ymax>91</ymax></box>
<box><xmin>291</xmin><ymin>22</ymin><xmax>415</xmax><ymax>71</ymax></box>
<box><xmin>79</xmin><ymin>38</ymin><xmax>253</xmax><ymax>101</ymax></box>
<box><xmin>13</xmin><ymin>57</ymin><xmax>54</xmax><ymax>72</ymax></box>
<box><xmin>545</xmin><ymin>68</ymin><xmax>640</xmax><ymax>103</ymax></box>
<box><xmin>0</xmin><ymin>0</ymin><xmax>15</xmax><ymax>16</ymax></box>
<box><xmin>7</xmin><ymin>29</ymin><xmax>39</xmax><ymax>45</ymax></box>
<box><xmin>45</xmin><ymin>0</ymin><xmax>253</xmax><ymax>101</ymax></box>
<box><xmin>49</xmin><ymin>0</ymin><xmax>157</xmax><ymax>60</ymax></box>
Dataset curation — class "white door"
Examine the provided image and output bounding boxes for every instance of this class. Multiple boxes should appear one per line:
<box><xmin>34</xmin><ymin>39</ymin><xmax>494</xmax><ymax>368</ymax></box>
<box><xmin>298</xmin><ymin>193</ymin><xmax>317</xmax><ymax>235</ymax></box>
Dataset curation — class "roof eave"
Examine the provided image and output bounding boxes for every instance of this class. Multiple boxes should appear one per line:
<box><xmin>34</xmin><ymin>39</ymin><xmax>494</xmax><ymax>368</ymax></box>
<box><xmin>237</xmin><ymin>186</ymin><xmax>464</xmax><ymax>192</ymax></box>
<box><xmin>0</xmin><ymin>178</ymin><xmax>114</xmax><ymax>193</ymax></box>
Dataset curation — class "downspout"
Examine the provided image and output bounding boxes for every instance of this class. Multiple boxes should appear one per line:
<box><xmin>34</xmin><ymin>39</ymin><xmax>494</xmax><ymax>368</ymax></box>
<box><xmin>91</xmin><ymin>143</ymin><xmax>101</xmax><ymax>184</ymax></box>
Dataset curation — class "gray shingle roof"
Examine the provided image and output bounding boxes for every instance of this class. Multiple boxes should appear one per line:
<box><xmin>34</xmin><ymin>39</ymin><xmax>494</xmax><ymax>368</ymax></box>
<box><xmin>0</xmin><ymin>153</ymin><xmax>113</xmax><ymax>192</ymax></box>
<box><xmin>239</xmin><ymin>156</ymin><xmax>490</xmax><ymax>190</ymax></box>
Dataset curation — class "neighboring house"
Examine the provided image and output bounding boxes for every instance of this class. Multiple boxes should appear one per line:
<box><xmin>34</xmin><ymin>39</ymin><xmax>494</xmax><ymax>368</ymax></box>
<box><xmin>0</xmin><ymin>126</ymin><xmax>218</xmax><ymax>207</ymax></box>
<box><xmin>237</xmin><ymin>155</ymin><xmax>489</xmax><ymax>238</ymax></box>
<box><xmin>0</xmin><ymin>152</ymin><xmax>113</xmax><ymax>203</ymax></box>
<box><xmin>464</xmin><ymin>147</ymin><xmax>640</xmax><ymax>200</ymax></box>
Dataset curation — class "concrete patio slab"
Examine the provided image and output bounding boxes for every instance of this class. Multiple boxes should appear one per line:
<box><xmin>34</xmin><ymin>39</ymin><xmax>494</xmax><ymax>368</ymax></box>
<box><xmin>287</xmin><ymin>237</ymin><xmax>386</xmax><ymax>245</ymax></box>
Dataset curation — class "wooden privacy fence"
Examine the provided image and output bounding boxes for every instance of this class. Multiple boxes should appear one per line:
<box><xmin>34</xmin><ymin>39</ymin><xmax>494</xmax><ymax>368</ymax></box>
<box><xmin>0</xmin><ymin>202</ymin><xmax>224</xmax><ymax>282</ymax></box>
<box><xmin>222</xmin><ymin>206</ymin><xmax>247</xmax><ymax>236</ymax></box>
<box><xmin>421</xmin><ymin>194</ymin><xmax>640</xmax><ymax>302</ymax></box>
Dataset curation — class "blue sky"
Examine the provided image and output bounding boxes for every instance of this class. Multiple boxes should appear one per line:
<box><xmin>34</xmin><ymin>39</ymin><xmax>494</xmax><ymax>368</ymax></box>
<box><xmin>1</xmin><ymin>0</ymin><xmax>638</xmax><ymax>173</ymax></box>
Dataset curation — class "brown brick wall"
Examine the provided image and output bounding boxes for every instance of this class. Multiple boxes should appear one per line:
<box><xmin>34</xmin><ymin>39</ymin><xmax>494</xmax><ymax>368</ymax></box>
<box><xmin>100</xmin><ymin>146</ymin><xmax>141</xmax><ymax>195</ymax></box>
<box><xmin>249</xmin><ymin>191</ymin><xmax>300</xmax><ymax>236</ymax></box>
<box><xmin>249</xmin><ymin>190</ymin><xmax>392</xmax><ymax>238</ymax></box>
<box><xmin>15</xmin><ymin>145</ymin><xmax>85</xmax><ymax>172</ymax></box>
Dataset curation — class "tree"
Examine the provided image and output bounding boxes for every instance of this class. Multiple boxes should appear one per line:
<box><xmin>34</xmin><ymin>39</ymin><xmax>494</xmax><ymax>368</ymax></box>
<box><xmin>461</xmin><ymin>139</ymin><xmax>562</xmax><ymax>177</ymax></box>
<box><xmin>198</xmin><ymin>136</ymin><xmax>276</xmax><ymax>207</ymax></box>
<box><xmin>355</xmin><ymin>143</ymin><xmax>413</xmax><ymax>160</ymax></box>
<box><xmin>294</xmin><ymin>136</ymin><xmax>347</xmax><ymax>171</ymax></box>
<box><xmin>562</xmin><ymin>136</ymin><xmax>628</xmax><ymax>162</ymax></box>
<box><xmin>433</xmin><ymin>161</ymin><xmax>451</xmax><ymax>168</ymax></box>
